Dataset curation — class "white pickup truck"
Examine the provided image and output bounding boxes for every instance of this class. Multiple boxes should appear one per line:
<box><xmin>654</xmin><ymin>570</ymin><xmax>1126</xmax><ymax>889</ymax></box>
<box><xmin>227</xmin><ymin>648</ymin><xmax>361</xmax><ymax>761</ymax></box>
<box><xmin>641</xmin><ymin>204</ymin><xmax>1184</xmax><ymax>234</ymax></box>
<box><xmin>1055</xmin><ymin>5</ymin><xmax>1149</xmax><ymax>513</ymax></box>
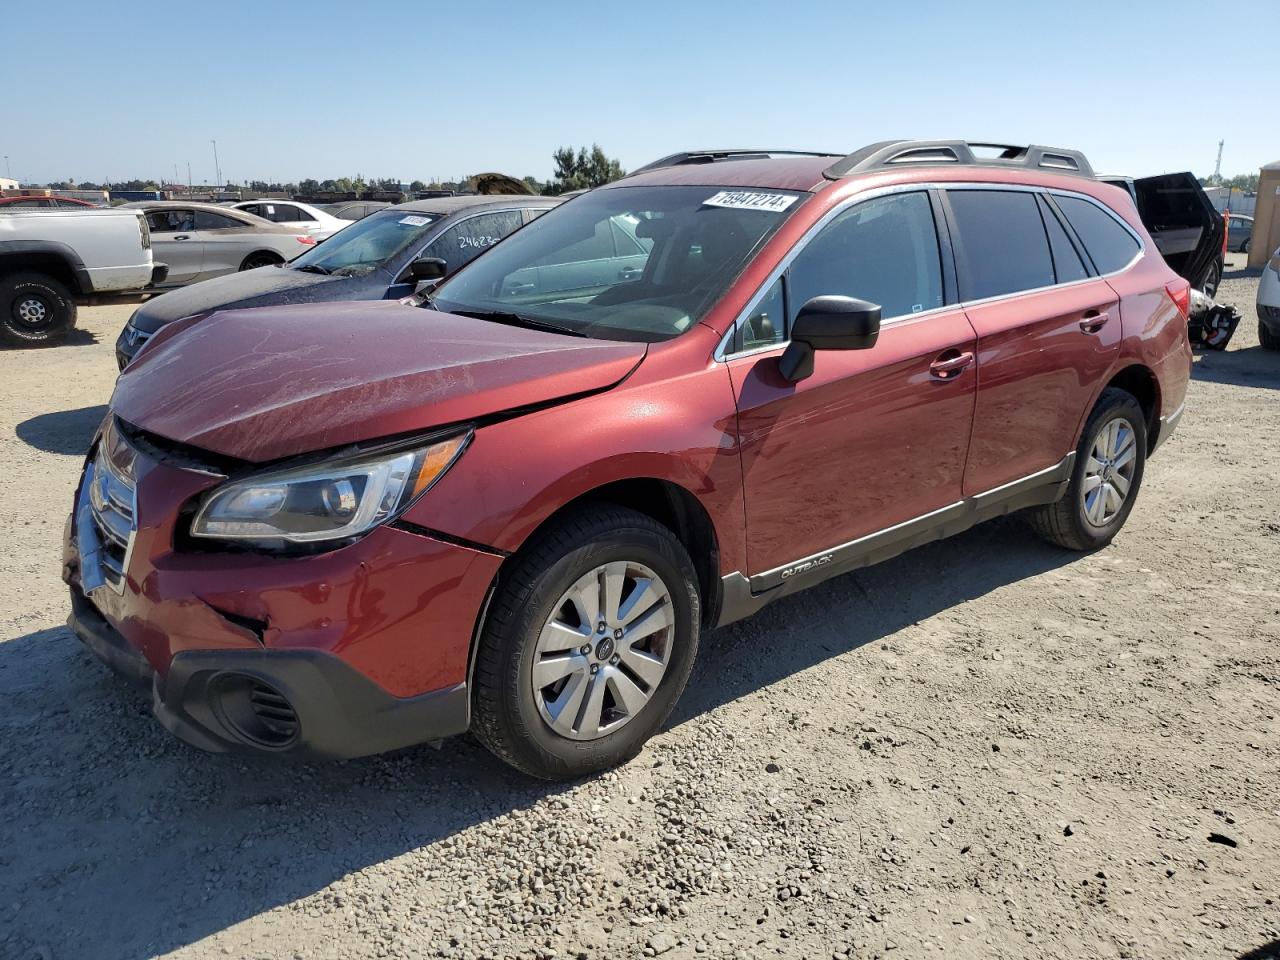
<box><xmin>0</xmin><ymin>208</ymin><xmax>167</xmax><ymax>346</ymax></box>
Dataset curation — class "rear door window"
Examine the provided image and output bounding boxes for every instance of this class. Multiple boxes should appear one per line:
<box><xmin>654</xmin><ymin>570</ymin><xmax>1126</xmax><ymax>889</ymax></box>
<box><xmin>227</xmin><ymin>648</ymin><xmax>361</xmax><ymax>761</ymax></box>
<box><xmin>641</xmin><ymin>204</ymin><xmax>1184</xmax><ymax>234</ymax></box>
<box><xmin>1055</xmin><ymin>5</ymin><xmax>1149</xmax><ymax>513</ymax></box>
<box><xmin>194</xmin><ymin>210</ymin><xmax>246</xmax><ymax>230</ymax></box>
<box><xmin>946</xmin><ymin>190</ymin><xmax>1055</xmax><ymax>301</ymax></box>
<box><xmin>1053</xmin><ymin>195</ymin><xmax>1140</xmax><ymax>274</ymax></box>
<box><xmin>787</xmin><ymin>191</ymin><xmax>943</xmax><ymax>322</ymax></box>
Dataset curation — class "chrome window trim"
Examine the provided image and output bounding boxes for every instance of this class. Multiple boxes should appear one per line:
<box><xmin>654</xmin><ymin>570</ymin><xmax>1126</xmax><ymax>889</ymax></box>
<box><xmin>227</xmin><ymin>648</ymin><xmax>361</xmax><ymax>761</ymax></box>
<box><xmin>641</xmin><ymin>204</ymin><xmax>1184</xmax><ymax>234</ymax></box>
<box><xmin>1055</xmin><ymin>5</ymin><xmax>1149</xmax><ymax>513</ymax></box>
<box><xmin>715</xmin><ymin>181</ymin><xmax>1146</xmax><ymax>362</ymax></box>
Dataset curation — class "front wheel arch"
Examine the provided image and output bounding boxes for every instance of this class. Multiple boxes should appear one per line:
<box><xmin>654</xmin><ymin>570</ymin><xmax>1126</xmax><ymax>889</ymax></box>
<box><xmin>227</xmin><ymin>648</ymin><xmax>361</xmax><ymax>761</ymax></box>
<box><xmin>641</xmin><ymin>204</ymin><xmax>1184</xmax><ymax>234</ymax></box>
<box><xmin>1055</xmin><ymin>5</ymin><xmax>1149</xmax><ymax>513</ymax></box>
<box><xmin>464</xmin><ymin>477</ymin><xmax>722</xmax><ymax>697</ymax></box>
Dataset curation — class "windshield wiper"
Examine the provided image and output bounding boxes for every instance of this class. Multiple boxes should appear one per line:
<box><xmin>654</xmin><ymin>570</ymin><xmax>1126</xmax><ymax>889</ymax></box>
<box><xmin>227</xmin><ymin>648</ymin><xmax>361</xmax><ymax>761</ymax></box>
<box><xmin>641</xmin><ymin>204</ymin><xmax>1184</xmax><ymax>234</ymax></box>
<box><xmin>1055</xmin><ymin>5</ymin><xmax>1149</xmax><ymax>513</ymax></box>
<box><xmin>293</xmin><ymin>264</ymin><xmax>331</xmax><ymax>275</ymax></box>
<box><xmin>452</xmin><ymin>309</ymin><xmax>588</xmax><ymax>338</ymax></box>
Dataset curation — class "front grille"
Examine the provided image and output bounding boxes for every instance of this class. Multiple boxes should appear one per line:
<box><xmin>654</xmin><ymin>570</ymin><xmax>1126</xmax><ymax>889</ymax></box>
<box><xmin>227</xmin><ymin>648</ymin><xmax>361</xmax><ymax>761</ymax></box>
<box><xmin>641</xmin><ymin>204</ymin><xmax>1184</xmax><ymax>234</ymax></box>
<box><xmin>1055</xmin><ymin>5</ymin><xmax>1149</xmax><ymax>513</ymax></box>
<box><xmin>77</xmin><ymin>421</ymin><xmax>138</xmax><ymax>595</ymax></box>
<box><xmin>123</xmin><ymin>323</ymin><xmax>152</xmax><ymax>350</ymax></box>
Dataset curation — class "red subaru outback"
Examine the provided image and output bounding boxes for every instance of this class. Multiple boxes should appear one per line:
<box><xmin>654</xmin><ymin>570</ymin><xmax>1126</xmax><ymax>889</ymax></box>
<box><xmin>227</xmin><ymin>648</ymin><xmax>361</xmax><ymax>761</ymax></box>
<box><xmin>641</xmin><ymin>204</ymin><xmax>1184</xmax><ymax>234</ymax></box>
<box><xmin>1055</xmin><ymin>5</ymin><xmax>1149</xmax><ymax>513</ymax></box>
<box><xmin>64</xmin><ymin>141</ymin><xmax>1192</xmax><ymax>779</ymax></box>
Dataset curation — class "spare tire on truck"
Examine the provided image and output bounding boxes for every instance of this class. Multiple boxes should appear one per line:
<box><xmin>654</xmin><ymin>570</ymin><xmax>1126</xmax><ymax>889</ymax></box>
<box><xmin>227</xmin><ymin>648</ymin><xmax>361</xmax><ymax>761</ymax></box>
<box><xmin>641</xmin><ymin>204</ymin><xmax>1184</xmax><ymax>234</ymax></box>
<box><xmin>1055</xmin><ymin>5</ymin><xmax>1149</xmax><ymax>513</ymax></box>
<box><xmin>0</xmin><ymin>272</ymin><xmax>78</xmax><ymax>346</ymax></box>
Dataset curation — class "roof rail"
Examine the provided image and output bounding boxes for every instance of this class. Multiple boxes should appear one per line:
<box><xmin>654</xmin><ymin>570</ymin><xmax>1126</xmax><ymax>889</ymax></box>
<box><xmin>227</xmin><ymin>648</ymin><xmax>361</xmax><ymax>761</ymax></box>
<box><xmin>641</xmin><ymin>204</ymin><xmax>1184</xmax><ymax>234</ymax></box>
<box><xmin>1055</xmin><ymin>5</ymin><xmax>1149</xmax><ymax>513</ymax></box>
<box><xmin>630</xmin><ymin>149</ymin><xmax>841</xmax><ymax>177</ymax></box>
<box><xmin>823</xmin><ymin>140</ymin><xmax>1095</xmax><ymax>180</ymax></box>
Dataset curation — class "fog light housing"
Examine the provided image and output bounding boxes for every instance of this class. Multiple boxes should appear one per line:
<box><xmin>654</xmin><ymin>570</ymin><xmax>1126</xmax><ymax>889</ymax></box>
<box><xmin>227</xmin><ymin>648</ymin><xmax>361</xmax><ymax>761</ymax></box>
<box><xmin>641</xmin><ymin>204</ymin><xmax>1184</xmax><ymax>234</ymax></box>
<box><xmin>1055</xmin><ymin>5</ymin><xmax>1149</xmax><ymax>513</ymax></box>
<box><xmin>211</xmin><ymin>674</ymin><xmax>299</xmax><ymax>748</ymax></box>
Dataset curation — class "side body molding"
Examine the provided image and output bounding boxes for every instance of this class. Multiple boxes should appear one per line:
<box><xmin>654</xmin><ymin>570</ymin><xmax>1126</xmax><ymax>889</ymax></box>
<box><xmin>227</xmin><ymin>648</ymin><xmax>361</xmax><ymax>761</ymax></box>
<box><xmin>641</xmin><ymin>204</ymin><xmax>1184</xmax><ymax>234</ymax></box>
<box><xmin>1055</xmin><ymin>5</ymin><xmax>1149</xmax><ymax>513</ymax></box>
<box><xmin>716</xmin><ymin>453</ymin><xmax>1075</xmax><ymax>627</ymax></box>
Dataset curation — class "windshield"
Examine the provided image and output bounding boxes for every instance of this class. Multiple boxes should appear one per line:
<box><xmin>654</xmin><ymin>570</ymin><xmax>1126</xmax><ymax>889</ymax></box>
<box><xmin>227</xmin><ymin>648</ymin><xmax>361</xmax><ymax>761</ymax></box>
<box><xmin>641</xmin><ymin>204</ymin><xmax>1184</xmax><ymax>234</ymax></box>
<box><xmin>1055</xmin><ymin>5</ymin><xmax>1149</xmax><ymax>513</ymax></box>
<box><xmin>431</xmin><ymin>185</ymin><xmax>805</xmax><ymax>342</ymax></box>
<box><xmin>289</xmin><ymin>209</ymin><xmax>438</xmax><ymax>277</ymax></box>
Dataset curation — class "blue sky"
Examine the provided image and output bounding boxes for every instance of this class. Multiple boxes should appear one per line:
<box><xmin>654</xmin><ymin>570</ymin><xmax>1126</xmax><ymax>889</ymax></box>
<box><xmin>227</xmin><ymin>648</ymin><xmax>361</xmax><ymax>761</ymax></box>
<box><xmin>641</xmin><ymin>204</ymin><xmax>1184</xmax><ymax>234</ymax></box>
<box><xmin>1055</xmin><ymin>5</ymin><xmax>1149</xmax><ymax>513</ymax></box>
<box><xmin>2</xmin><ymin>0</ymin><xmax>1272</xmax><ymax>186</ymax></box>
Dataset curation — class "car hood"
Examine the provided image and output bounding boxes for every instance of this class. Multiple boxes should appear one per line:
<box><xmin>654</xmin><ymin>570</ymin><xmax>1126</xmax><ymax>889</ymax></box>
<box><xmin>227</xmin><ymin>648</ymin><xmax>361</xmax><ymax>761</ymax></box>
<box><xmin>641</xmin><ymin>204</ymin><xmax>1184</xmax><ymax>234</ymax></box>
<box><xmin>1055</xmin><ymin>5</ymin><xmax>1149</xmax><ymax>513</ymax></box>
<box><xmin>130</xmin><ymin>266</ymin><xmax>380</xmax><ymax>330</ymax></box>
<box><xmin>112</xmin><ymin>300</ymin><xmax>646</xmax><ymax>462</ymax></box>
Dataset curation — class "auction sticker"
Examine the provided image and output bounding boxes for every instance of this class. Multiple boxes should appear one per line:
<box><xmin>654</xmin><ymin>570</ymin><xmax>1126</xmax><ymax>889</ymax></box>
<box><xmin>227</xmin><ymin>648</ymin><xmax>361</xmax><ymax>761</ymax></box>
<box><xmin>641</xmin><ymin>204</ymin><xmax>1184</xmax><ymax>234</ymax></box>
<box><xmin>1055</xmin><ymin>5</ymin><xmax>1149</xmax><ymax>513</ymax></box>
<box><xmin>399</xmin><ymin>215</ymin><xmax>431</xmax><ymax>226</ymax></box>
<box><xmin>703</xmin><ymin>190</ymin><xmax>797</xmax><ymax>213</ymax></box>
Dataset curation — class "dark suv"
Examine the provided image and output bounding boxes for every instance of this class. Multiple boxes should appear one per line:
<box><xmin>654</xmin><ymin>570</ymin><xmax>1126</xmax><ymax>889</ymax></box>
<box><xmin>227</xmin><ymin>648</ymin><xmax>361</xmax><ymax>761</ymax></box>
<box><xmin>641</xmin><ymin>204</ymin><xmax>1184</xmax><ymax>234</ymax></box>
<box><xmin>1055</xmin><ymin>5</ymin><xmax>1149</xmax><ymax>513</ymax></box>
<box><xmin>114</xmin><ymin>195</ymin><xmax>561</xmax><ymax>368</ymax></box>
<box><xmin>66</xmin><ymin>140</ymin><xmax>1192</xmax><ymax>780</ymax></box>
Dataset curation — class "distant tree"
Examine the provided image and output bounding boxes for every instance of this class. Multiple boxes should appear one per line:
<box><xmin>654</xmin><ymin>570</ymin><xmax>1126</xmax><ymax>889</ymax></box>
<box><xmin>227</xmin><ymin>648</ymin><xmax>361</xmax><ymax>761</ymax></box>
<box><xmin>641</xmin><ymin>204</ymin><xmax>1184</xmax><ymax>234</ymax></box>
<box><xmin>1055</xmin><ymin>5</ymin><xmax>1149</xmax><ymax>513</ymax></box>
<box><xmin>523</xmin><ymin>175</ymin><xmax>544</xmax><ymax>193</ymax></box>
<box><xmin>298</xmin><ymin>179</ymin><xmax>320</xmax><ymax>194</ymax></box>
<box><xmin>409</xmin><ymin>180</ymin><xmax>426</xmax><ymax>192</ymax></box>
<box><xmin>543</xmin><ymin>145</ymin><xmax>624</xmax><ymax>195</ymax></box>
<box><xmin>1227</xmin><ymin>172</ymin><xmax>1259</xmax><ymax>192</ymax></box>
<box><xmin>248</xmin><ymin>180</ymin><xmax>270</xmax><ymax>193</ymax></box>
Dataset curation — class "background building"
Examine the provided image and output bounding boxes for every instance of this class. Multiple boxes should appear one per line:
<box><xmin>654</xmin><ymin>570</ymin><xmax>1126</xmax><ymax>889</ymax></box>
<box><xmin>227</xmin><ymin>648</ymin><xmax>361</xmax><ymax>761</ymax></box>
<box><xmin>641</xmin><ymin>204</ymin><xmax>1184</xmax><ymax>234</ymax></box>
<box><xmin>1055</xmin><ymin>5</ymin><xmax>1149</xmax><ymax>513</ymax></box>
<box><xmin>1247</xmin><ymin>161</ymin><xmax>1280</xmax><ymax>269</ymax></box>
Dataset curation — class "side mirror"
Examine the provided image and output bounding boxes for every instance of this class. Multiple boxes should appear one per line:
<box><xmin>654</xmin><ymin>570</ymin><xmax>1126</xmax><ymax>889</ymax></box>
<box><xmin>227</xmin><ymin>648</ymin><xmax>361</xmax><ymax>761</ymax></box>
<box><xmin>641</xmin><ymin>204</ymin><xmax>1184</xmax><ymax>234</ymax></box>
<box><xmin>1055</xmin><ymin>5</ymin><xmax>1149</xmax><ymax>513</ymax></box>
<box><xmin>778</xmin><ymin>296</ymin><xmax>881</xmax><ymax>382</ymax></box>
<box><xmin>408</xmin><ymin>256</ymin><xmax>447</xmax><ymax>282</ymax></box>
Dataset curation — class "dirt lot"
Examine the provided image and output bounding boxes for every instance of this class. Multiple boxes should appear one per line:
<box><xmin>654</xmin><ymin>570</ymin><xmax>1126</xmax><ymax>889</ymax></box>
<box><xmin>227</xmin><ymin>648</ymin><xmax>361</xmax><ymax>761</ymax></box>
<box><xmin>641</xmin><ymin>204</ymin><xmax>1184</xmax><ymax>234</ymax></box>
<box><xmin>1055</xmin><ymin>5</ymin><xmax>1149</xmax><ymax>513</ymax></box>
<box><xmin>1</xmin><ymin>258</ymin><xmax>1277</xmax><ymax>960</ymax></box>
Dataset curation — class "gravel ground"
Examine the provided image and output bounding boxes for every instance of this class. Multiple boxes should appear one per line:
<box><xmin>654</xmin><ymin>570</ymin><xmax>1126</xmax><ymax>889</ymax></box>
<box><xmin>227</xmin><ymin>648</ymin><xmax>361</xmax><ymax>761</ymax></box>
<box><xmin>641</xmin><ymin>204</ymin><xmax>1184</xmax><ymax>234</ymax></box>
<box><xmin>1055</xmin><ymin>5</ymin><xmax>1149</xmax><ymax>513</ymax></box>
<box><xmin>1</xmin><ymin>259</ymin><xmax>1277</xmax><ymax>960</ymax></box>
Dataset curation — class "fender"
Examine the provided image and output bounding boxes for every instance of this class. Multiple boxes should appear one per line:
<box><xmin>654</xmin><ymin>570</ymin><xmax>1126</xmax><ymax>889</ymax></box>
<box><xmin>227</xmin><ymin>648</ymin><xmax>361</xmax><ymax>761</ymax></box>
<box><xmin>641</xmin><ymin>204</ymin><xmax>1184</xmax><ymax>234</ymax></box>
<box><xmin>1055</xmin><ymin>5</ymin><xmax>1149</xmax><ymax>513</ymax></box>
<box><xmin>0</xmin><ymin>239</ymin><xmax>91</xmax><ymax>293</ymax></box>
<box><xmin>400</xmin><ymin>334</ymin><xmax>749</xmax><ymax>576</ymax></box>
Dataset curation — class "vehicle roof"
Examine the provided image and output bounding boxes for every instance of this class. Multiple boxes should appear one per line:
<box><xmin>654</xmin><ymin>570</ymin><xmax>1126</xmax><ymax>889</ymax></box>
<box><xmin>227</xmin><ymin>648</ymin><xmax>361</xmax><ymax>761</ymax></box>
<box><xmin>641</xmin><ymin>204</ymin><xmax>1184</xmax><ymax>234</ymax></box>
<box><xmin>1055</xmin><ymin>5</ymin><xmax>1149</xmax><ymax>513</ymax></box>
<box><xmin>0</xmin><ymin>194</ymin><xmax>93</xmax><ymax>203</ymax></box>
<box><xmin>390</xmin><ymin>194</ymin><xmax>562</xmax><ymax>216</ymax></box>
<box><xmin>0</xmin><ymin>207</ymin><xmax>140</xmax><ymax>217</ymax></box>
<box><xmin>608</xmin><ymin>157</ymin><xmax>833</xmax><ymax>192</ymax></box>
<box><xmin>611</xmin><ymin>154</ymin><xmax>1148</xmax><ymax>211</ymax></box>
<box><xmin>121</xmin><ymin>200</ymin><xmax>258</xmax><ymax>215</ymax></box>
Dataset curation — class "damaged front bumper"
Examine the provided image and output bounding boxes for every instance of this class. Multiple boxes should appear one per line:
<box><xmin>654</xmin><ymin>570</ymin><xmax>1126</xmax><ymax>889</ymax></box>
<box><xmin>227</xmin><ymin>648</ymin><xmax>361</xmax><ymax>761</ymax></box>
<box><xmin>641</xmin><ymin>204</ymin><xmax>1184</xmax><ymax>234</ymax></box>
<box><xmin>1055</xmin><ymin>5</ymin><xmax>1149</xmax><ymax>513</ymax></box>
<box><xmin>67</xmin><ymin>586</ymin><xmax>468</xmax><ymax>758</ymax></box>
<box><xmin>63</xmin><ymin>430</ymin><xmax>503</xmax><ymax>759</ymax></box>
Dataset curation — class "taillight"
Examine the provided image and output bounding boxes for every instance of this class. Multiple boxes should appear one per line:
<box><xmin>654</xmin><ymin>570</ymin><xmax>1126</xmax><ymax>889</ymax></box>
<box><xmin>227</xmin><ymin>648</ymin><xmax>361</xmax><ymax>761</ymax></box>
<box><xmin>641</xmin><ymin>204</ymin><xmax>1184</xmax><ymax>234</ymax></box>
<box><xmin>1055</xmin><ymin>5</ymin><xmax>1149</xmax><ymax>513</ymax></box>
<box><xmin>1221</xmin><ymin>211</ymin><xmax>1229</xmax><ymax>257</ymax></box>
<box><xmin>296</xmin><ymin>236</ymin><xmax>317</xmax><ymax>246</ymax></box>
<box><xmin>1166</xmin><ymin>278</ymin><xmax>1191</xmax><ymax>317</ymax></box>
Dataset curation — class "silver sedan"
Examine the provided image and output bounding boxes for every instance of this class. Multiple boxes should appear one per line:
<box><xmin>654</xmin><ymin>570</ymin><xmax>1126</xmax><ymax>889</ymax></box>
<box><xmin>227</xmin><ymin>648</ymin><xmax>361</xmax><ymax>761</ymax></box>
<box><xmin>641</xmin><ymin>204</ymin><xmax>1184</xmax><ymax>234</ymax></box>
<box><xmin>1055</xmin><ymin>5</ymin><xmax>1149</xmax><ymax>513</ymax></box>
<box><xmin>121</xmin><ymin>201</ymin><xmax>319</xmax><ymax>286</ymax></box>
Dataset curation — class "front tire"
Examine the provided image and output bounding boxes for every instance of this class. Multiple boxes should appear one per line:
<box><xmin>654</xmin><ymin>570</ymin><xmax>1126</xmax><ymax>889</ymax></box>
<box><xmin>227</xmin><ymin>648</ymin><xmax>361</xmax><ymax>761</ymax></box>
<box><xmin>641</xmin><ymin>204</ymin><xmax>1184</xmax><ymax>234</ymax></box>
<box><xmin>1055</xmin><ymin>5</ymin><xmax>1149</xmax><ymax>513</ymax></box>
<box><xmin>1028</xmin><ymin>388</ymin><xmax>1147</xmax><ymax>551</ymax></box>
<box><xmin>472</xmin><ymin>506</ymin><xmax>700</xmax><ymax>780</ymax></box>
<box><xmin>0</xmin><ymin>272</ymin><xmax>77</xmax><ymax>346</ymax></box>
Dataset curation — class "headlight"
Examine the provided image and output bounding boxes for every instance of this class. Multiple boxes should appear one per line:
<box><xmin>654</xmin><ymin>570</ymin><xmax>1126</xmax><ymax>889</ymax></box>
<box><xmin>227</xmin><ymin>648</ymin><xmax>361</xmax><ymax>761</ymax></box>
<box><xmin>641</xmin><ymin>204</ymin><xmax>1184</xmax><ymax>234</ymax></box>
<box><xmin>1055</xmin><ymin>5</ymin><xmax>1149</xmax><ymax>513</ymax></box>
<box><xmin>190</xmin><ymin>433</ymin><xmax>468</xmax><ymax>544</ymax></box>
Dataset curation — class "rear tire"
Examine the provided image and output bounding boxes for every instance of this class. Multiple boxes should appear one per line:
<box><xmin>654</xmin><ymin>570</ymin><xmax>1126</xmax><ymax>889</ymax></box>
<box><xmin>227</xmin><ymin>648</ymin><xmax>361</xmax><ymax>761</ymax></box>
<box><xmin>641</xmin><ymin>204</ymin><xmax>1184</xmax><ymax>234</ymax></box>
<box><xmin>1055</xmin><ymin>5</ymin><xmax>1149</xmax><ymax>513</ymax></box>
<box><xmin>1028</xmin><ymin>388</ymin><xmax>1147</xmax><ymax>552</ymax></box>
<box><xmin>472</xmin><ymin>505</ymin><xmax>700</xmax><ymax>780</ymax></box>
<box><xmin>240</xmin><ymin>253</ymin><xmax>282</xmax><ymax>271</ymax></box>
<box><xmin>0</xmin><ymin>272</ymin><xmax>77</xmax><ymax>347</ymax></box>
<box><xmin>1260</xmin><ymin>319</ymin><xmax>1280</xmax><ymax>351</ymax></box>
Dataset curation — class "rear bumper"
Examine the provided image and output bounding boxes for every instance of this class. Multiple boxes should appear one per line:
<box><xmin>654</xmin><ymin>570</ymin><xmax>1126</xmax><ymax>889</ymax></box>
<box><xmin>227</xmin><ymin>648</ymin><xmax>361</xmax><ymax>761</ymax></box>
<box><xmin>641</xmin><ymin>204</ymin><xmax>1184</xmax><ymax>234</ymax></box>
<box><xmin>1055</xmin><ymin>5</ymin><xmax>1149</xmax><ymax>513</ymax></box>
<box><xmin>69</xmin><ymin>585</ymin><xmax>469</xmax><ymax>759</ymax></box>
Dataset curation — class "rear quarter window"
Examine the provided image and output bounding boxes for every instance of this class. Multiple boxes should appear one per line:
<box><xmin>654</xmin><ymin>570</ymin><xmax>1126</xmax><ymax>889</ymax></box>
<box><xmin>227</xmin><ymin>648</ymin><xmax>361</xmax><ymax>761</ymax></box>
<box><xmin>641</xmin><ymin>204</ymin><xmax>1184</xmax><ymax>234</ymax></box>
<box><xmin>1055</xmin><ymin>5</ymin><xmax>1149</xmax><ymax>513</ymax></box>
<box><xmin>1054</xmin><ymin>195</ymin><xmax>1140</xmax><ymax>274</ymax></box>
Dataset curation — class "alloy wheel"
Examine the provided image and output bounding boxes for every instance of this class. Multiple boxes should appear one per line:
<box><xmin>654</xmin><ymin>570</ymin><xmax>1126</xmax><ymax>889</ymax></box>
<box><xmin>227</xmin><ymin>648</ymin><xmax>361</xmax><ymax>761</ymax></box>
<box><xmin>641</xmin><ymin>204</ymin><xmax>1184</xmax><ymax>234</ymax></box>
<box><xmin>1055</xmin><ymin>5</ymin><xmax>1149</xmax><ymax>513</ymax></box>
<box><xmin>1082</xmin><ymin>417</ymin><xmax>1138</xmax><ymax>527</ymax></box>
<box><xmin>531</xmin><ymin>560</ymin><xmax>674</xmax><ymax>741</ymax></box>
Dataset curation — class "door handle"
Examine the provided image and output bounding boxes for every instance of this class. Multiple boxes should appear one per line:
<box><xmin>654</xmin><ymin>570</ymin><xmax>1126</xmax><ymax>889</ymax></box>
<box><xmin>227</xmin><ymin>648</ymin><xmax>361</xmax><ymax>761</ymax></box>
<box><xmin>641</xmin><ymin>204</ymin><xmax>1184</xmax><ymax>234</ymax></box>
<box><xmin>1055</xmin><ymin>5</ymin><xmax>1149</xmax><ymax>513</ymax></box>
<box><xmin>173</xmin><ymin>235</ymin><xmax>190</xmax><ymax>241</ymax></box>
<box><xmin>1079</xmin><ymin>311</ymin><xmax>1110</xmax><ymax>334</ymax></box>
<box><xmin>929</xmin><ymin>350</ymin><xmax>974</xmax><ymax>380</ymax></box>
<box><xmin>619</xmin><ymin>267</ymin><xmax>642</xmax><ymax>280</ymax></box>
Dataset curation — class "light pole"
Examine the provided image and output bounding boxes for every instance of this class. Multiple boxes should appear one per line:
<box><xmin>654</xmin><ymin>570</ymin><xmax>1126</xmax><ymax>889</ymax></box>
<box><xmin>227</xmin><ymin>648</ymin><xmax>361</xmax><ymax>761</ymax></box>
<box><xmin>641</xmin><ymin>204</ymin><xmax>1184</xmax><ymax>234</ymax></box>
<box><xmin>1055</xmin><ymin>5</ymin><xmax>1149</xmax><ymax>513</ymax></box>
<box><xmin>3</xmin><ymin>156</ymin><xmax>10</xmax><ymax>181</ymax></box>
<box><xmin>211</xmin><ymin>139</ymin><xmax>221</xmax><ymax>189</ymax></box>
